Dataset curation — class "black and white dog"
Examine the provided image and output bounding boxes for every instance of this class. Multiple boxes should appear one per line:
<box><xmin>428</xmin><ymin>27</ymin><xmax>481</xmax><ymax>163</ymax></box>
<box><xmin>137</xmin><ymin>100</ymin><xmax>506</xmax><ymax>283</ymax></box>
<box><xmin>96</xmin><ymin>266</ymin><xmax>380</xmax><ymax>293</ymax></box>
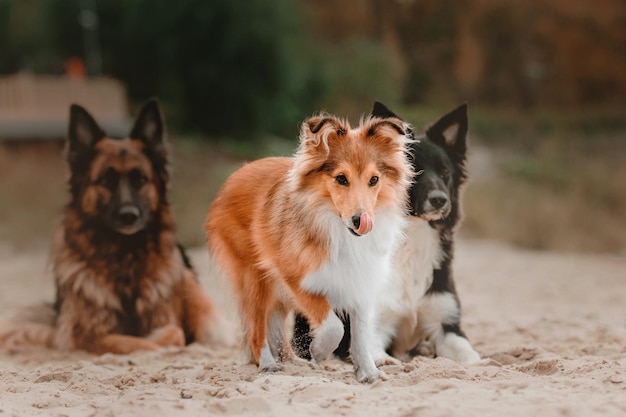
<box><xmin>293</xmin><ymin>102</ymin><xmax>480</xmax><ymax>365</ymax></box>
<box><xmin>370</xmin><ymin>102</ymin><xmax>480</xmax><ymax>364</ymax></box>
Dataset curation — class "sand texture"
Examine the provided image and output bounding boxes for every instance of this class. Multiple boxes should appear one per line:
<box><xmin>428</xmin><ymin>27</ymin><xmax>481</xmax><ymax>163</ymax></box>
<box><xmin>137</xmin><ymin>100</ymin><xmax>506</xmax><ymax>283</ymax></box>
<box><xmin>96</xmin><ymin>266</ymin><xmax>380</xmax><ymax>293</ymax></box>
<box><xmin>0</xmin><ymin>240</ymin><xmax>625</xmax><ymax>417</ymax></box>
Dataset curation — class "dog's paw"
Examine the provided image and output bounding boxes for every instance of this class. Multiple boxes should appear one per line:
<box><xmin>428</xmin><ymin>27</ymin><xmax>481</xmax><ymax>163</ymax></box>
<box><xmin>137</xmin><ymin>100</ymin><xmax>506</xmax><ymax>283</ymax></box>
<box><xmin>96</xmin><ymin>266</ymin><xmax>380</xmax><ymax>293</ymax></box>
<box><xmin>260</xmin><ymin>362</ymin><xmax>282</xmax><ymax>373</ymax></box>
<box><xmin>456</xmin><ymin>348</ymin><xmax>481</xmax><ymax>365</ymax></box>
<box><xmin>374</xmin><ymin>354</ymin><xmax>401</xmax><ymax>367</ymax></box>
<box><xmin>355</xmin><ymin>360</ymin><xmax>384</xmax><ymax>383</ymax></box>
<box><xmin>437</xmin><ymin>333</ymin><xmax>481</xmax><ymax>365</ymax></box>
<box><xmin>148</xmin><ymin>325</ymin><xmax>185</xmax><ymax>347</ymax></box>
<box><xmin>414</xmin><ymin>339</ymin><xmax>436</xmax><ymax>358</ymax></box>
<box><xmin>356</xmin><ymin>366</ymin><xmax>383</xmax><ymax>384</ymax></box>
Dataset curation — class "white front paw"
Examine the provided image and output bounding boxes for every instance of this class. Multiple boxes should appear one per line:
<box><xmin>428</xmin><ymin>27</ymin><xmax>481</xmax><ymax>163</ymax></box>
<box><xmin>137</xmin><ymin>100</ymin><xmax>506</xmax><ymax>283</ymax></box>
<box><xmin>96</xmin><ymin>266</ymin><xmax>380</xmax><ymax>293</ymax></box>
<box><xmin>456</xmin><ymin>348</ymin><xmax>481</xmax><ymax>365</ymax></box>
<box><xmin>437</xmin><ymin>333</ymin><xmax>481</xmax><ymax>365</ymax></box>
<box><xmin>356</xmin><ymin>364</ymin><xmax>382</xmax><ymax>383</ymax></box>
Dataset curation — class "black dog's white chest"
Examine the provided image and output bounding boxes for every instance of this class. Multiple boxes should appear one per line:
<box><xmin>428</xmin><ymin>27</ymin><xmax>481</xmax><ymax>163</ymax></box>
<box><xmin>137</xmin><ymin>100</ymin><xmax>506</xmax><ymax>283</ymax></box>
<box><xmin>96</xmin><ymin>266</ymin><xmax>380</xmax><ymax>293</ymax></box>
<box><xmin>394</xmin><ymin>218</ymin><xmax>443</xmax><ymax>303</ymax></box>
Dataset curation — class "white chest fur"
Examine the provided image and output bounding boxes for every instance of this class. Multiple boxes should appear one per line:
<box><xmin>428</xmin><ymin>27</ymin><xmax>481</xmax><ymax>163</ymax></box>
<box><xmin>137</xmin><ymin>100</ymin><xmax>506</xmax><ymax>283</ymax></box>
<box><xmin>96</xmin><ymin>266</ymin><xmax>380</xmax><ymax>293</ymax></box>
<box><xmin>300</xmin><ymin>209</ymin><xmax>406</xmax><ymax>311</ymax></box>
<box><xmin>378</xmin><ymin>217</ymin><xmax>443</xmax><ymax>321</ymax></box>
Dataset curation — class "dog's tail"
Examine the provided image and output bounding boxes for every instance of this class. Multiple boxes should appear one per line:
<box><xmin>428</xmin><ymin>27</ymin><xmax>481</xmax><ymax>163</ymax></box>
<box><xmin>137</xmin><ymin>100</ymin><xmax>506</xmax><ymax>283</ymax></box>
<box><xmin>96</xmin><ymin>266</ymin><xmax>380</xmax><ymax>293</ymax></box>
<box><xmin>0</xmin><ymin>303</ymin><xmax>56</xmax><ymax>349</ymax></box>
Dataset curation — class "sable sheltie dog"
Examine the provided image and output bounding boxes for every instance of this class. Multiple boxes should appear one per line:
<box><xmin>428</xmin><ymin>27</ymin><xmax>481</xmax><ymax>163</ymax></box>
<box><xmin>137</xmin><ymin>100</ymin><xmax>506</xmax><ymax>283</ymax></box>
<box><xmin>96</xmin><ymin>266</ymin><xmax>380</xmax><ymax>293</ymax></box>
<box><xmin>371</xmin><ymin>102</ymin><xmax>480</xmax><ymax>364</ymax></box>
<box><xmin>205</xmin><ymin>113</ymin><xmax>413</xmax><ymax>382</ymax></box>
<box><xmin>0</xmin><ymin>99</ymin><xmax>229</xmax><ymax>354</ymax></box>
<box><xmin>293</xmin><ymin>102</ymin><xmax>480</xmax><ymax>365</ymax></box>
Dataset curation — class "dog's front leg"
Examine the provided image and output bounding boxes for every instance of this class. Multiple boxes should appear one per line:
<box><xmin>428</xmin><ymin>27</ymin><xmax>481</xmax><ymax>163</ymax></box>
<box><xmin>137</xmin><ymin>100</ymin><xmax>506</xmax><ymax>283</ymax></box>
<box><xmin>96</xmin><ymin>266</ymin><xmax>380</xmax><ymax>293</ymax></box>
<box><xmin>268</xmin><ymin>307</ymin><xmax>298</xmax><ymax>362</ymax></box>
<box><xmin>147</xmin><ymin>324</ymin><xmax>185</xmax><ymax>348</ymax></box>
<box><xmin>94</xmin><ymin>334</ymin><xmax>162</xmax><ymax>354</ymax></box>
<box><xmin>290</xmin><ymin>289</ymin><xmax>343</xmax><ymax>364</ymax></box>
<box><xmin>350</xmin><ymin>306</ymin><xmax>382</xmax><ymax>383</ymax></box>
<box><xmin>370</xmin><ymin>308</ymin><xmax>402</xmax><ymax>366</ymax></box>
<box><xmin>310</xmin><ymin>310</ymin><xmax>344</xmax><ymax>363</ymax></box>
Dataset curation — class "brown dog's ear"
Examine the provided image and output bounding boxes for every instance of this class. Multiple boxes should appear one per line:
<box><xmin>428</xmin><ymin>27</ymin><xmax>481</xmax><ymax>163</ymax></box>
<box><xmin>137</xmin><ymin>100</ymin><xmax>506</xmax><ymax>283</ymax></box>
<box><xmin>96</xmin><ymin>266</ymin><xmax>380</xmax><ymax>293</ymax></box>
<box><xmin>299</xmin><ymin>114</ymin><xmax>347</xmax><ymax>150</ymax></box>
<box><xmin>130</xmin><ymin>98</ymin><xmax>170</xmax><ymax>183</ymax></box>
<box><xmin>67</xmin><ymin>104</ymin><xmax>106</xmax><ymax>165</ymax></box>
<box><xmin>425</xmin><ymin>103</ymin><xmax>468</xmax><ymax>157</ymax></box>
<box><xmin>308</xmin><ymin>116</ymin><xmax>333</xmax><ymax>134</ymax></box>
<box><xmin>130</xmin><ymin>98</ymin><xmax>166</xmax><ymax>151</ymax></box>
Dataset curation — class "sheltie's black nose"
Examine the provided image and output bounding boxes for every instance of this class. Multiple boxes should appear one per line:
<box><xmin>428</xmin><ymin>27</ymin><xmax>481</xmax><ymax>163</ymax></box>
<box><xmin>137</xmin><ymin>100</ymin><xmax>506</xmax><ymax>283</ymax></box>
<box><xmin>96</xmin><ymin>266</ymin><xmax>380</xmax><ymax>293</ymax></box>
<box><xmin>428</xmin><ymin>191</ymin><xmax>449</xmax><ymax>210</ymax></box>
<box><xmin>117</xmin><ymin>205</ymin><xmax>141</xmax><ymax>226</ymax></box>
<box><xmin>351</xmin><ymin>215</ymin><xmax>361</xmax><ymax>229</ymax></box>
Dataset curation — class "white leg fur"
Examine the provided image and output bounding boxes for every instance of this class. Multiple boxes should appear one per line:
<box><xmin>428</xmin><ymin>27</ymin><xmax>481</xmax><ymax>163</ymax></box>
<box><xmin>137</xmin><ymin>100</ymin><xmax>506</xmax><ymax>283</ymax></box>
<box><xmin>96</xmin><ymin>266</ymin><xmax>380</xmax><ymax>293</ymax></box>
<box><xmin>350</xmin><ymin>307</ymin><xmax>381</xmax><ymax>383</ymax></box>
<box><xmin>259</xmin><ymin>339</ymin><xmax>281</xmax><ymax>372</ymax></box>
<box><xmin>420</xmin><ymin>293</ymin><xmax>480</xmax><ymax>364</ymax></box>
<box><xmin>370</xmin><ymin>318</ymin><xmax>401</xmax><ymax>366</ymax></box>
<box><xmin>310</xmin><ymin>311</ymin><xmax>344</xmax><ymax>363</ymax></box>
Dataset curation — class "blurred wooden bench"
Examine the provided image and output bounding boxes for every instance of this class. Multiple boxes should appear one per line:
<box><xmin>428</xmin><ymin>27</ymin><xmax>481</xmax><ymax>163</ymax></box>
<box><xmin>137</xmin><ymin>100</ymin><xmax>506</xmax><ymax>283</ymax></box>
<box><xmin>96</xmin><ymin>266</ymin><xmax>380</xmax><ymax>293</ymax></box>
<box><xmin>0</xmin><ymin>73</ymin><xmax>131</xmax><ymax>140</ymax></box>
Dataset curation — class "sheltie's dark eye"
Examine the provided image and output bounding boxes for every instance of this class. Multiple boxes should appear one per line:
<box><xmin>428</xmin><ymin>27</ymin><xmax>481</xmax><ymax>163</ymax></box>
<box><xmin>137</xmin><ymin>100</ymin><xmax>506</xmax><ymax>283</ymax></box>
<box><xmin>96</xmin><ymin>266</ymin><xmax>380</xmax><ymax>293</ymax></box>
<box><xmin>369</xmin><ymin>176</ymin><xmax>379</xmax><ymax>186</ymax></box>
<box><xmin>440</xmin><ymin>169</ymin><xmax>450</xmax><ymax>180</ymax></box>
<box><xmin>335</xmin><ymin>174</ymin><xmax>349</xmax><ymax>186</ymax></box>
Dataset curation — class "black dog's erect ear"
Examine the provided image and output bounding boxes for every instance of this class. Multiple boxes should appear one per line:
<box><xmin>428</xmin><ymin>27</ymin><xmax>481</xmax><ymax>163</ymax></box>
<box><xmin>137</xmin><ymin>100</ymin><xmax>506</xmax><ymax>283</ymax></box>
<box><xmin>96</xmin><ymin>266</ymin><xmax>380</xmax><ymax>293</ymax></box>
<box><xmin>67</xmin><ymin>104</ymin><xmax>106</xmax><ymax>165</ymax></box>
<box><xmin>370</xmin><ymin>101</ymin><xmax>415</xmax><ymax>140</ymax></box>
<box><xmin>371</xmin><ymin>101</ymin><xmax>401</xmax><ymax>120</ymax></box>
<box><xmin>426</xmin><ymin>103</ymin><xmax>468</xmax><ymax>157</ymax></box>
<box><xmin>130</xmin><ymin>98</ymin><xmax>166</xmax><ymax>150</ymax></box>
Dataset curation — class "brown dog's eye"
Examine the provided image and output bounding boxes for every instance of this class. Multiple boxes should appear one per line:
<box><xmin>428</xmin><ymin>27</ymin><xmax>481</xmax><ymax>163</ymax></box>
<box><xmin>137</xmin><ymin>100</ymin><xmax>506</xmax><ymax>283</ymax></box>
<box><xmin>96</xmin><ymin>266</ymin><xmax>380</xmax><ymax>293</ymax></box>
<box><xmin>369</xmin><ymin>176</ymin><xmax>379</xmax><ymax>186</ymax></box>
<box><xmin>96</xmin><ymin>168</ymin><xmax>119</xmax><ymax>189</ymax></box>
<box><xmin>335</xmin><ymin>174</ymin><xmax>349</xmax><ymax>186</ymax></box>
<box><xmin>129</xmin><ymin>169</ymin><xmax>149</xmax><ymax>187</ymax></box>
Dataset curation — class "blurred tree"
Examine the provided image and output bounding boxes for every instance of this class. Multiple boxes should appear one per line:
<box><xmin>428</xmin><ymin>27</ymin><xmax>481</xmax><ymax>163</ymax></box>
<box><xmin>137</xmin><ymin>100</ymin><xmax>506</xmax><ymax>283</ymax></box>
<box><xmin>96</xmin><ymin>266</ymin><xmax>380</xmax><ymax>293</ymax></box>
<box><xmin>378</xmin><ymin>0</ymin><xmax>463</xmax><ymax>105</ymax></box>
<box><xmin>119</xmin><ymin>0</ymin><xmax>316</xmax><ymax>137</ymax></box>
<box><xmin>40</xmin><ymin>0</ymin><xmax>323</xmax><ymax>138</ymax></box>
<box><xmin>0</xmin><ymin>0</ymin><xmax>63</xmax><ymax>73</ymax></box>
<box><xmin>1</xmin><ymin>0</ymin><xmax>625</xmax><ymax>136</ymax></box>
<box><xmin>298</xmin><ymin>0</ymin><xmax>406</xmax><ymax>116</ymax></box>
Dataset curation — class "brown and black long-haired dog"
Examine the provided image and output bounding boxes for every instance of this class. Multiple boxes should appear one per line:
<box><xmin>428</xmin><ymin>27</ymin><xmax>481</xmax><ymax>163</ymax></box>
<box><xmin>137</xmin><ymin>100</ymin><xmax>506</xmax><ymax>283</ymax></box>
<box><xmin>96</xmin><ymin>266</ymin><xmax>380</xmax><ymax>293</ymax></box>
<box><xmin>0</xmin><ymin>99</ymin><xmax>231</xmax><ymax>354</ymax></box>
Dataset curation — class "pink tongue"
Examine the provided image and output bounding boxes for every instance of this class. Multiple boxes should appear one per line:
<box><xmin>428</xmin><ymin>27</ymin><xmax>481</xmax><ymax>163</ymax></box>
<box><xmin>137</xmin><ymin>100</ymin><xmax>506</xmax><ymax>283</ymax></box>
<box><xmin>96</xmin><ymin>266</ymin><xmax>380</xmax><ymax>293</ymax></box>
<box><xmin>356</xmin><ymin>212</ymin><xmax>373</xmax><ymax>235</ymax></box>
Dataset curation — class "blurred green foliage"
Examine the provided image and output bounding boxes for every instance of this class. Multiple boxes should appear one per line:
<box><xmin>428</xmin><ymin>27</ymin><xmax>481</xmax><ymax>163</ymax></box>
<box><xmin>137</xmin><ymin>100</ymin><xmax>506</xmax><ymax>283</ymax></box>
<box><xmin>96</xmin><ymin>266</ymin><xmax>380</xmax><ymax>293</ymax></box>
<box><xmin>55</xmin><ymin>0</ymin><xmax>318</xmax><ymax>138</ymax></box>
<box><xmin>0</xmin><ymin>0</ymin><xmax>407</xmax><ymax>138</ymax></box>
<box><xmin>1</xmin><ymin>0</ymin><xmax>625</xmax><ymax>140</ymax></box>
<box><xmin>0</xmin><ymin>0</ymin><xmax>323</xmax><ymax>138</ymax></box>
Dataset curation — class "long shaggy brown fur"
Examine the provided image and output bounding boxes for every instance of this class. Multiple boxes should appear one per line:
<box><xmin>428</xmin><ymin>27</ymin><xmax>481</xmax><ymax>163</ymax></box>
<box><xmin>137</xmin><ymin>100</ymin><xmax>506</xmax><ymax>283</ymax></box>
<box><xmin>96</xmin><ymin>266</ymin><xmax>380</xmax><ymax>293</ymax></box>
<box><xmin>0</xmin><ymin>99</ymin><xmax>231</xmax><ymax>354</ymax></box>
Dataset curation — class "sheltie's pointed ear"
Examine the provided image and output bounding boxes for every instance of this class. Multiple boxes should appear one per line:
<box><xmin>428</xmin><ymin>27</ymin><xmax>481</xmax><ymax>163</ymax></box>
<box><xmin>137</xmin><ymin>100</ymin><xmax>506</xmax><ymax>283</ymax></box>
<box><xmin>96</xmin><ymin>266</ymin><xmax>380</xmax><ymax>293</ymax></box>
<box><xmin>371</xmin><ymin>101</ymin><xmax>400</xmax><ymax>120</ymax></box>
<box><xmin>426</xmin><ymin>103</ymin><xmax>468</xmax><ymax>158</ymax></box>
<box><xmin>299</xmin><ymin>114</ymin><xmax>347</xmax><ymax>151</ymax></box>
<box><xmin>67</xmin><ymin>104</ymin><xmax>105</xmax><ymax>165</ymax></box>
<box><xmin>130</xmin><ymin>98</ymin><xmax>167</xmax><ymax>154</ymax></box>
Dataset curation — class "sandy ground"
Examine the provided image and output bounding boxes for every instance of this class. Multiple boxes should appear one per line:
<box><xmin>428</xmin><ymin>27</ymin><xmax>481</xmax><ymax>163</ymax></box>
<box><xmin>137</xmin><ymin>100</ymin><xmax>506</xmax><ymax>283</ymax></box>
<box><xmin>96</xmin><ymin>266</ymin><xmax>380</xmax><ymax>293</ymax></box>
<box><xmin>0</xmin><ymin>239</ymin><xmax>625</xmax><ymax>417</ymax></box>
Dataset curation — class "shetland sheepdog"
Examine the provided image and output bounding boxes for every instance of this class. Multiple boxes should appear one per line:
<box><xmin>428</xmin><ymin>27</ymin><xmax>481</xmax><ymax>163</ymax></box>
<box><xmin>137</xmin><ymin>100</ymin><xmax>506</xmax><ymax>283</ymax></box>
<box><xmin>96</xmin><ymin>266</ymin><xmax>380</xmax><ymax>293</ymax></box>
<box><xmin>204</xmin><ymin>113</ymin><xmax>413</xmax><ymax>382</ymax></box>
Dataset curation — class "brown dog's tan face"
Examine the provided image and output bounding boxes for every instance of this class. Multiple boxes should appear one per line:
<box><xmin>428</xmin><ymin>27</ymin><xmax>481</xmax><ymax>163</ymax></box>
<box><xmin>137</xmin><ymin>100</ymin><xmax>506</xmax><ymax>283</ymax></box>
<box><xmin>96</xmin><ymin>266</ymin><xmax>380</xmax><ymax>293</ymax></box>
<box><xmin>67</xmin><ymin>100</ymin><xmax>167</xmax><ymax>235</ymax></box>
<box><xmin>81</xmin><ymin>138</ymin><xmax>158</xmax><ymax>234</ymax></box>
